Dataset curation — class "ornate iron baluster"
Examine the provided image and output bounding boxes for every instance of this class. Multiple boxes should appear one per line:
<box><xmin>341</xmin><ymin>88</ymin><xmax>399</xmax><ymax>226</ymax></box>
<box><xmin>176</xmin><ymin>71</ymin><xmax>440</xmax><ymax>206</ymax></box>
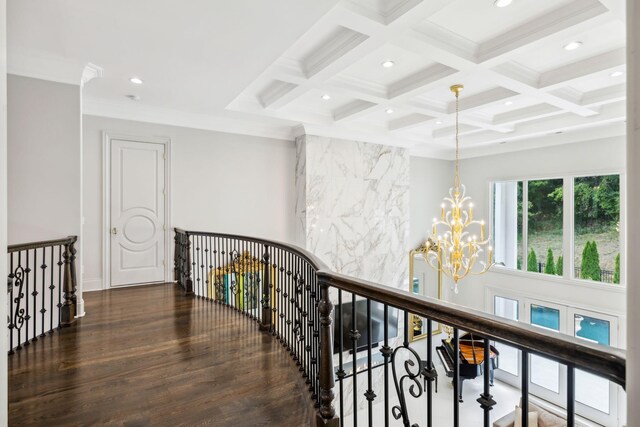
<box><xmin>40</xmin><ymin>246</ymin><xmax>47</xmax><ymax>338</ymax></box>
<box><xmin>365</xmin><ymin>298</ymin><xmax>376</xmax><ymax>426</ymax></box>
<box><xmin>425</xmin><ymin>319</ymin><xmax>437</xmax><ymax>427</ymax></box>
<box><xmin>522</xmin><ymin>350</ymin><xmax>529</xmax><ymax>427</ymax></box>
<box><xmin>351</xmin><ymin>293</ymin><xmax>359</xmax><ymax>426</ymax></box>
<box><xmin>32</xmin><ymin>248</ymin><xmax>38</xmax><ymax>341</ymax></box>
<box><xmin>567</xmin><ymin>364</ymin><xmax>575</xmax><ymax>426</ymax></box>
<box><xmin>381</xmin><ymin>304</ymin><xmax>391</xmax><ymax>427</ymax></box>
<box><xmin>477</xmin><ymin>337</ymin><xmax>496</xmax><ymax>427</ymax></box>
<box><xmin>391</xmin><ymin>343</ymin><xmax>424</xmax><ymax>427</ymax></box>
<box><xmin>260</xmin><ymin>245</ymin><xmax>271</xmax><ymax>331</ymax></box>
<box><xmin>49</xmin><ymin>246</ymin><xmax>55</xmax><ymax>335</ymax></box>
<box><xmin>12</xmin><ymin>253</ymin><xmax>27</xmax><ymax>351</ymax></box>
<box><xmin>8</xmin><ymin>252</ymin><xmax>15</xmax><ymax>353</ymax></box>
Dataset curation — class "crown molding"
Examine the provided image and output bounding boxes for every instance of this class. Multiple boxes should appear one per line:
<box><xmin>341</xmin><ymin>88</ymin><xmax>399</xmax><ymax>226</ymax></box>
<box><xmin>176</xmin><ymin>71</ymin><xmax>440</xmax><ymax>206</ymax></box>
<box><xmin>8</xmin><ymin>47</ymin><xmax>92</xmax><ymax>86</ymax></box>
<box><xmin>83</xmin><ymin>97</ymin><xmax>296</xmax><ymax>142</ymax></box>
<box><xmin>81</xmin><ymin>63</ymin><xmax>104</xmax><ymax>88</ymax></box>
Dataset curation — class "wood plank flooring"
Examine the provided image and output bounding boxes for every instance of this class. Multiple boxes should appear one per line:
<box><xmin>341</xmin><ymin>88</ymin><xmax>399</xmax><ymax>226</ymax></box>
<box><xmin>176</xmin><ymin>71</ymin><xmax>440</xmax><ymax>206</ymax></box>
<box><xmin>9</xmin><ymin>283</ymin><xmax>312</xmax><ymax>426</ymax></box>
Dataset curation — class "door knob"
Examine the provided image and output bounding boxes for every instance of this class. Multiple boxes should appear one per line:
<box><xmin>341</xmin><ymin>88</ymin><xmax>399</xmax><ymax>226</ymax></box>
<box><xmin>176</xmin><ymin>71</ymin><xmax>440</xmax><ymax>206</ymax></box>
<box><xmin>112</xmin><ymin>227</ymin><xmax>118</xmax><ymax>235</ymax></box>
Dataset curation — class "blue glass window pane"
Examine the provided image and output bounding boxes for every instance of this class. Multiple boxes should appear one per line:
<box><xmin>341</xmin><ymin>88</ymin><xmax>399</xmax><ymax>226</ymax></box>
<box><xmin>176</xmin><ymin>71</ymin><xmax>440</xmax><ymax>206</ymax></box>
<box><xmin>574</xmin><ymin>314</ymin><xmax>610</xmax><ymax>346</ymax></box>
<box><xmin>531</xmin><ymin>305</ymin><xmax>560</xmax><ymax>331</ymax></box>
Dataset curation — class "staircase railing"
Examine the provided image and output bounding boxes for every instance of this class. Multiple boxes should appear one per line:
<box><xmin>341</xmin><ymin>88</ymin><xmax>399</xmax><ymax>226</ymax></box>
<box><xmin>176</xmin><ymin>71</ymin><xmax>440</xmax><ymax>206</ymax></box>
<box><xmin>6</xmin><ymin>236</ymin><xmax>78</xmax><ymax>354</ymax></box>
<box><xmin>174</xmin><ymin>229</ymin><xmax>626</xmax><ymax>427</ymax></box>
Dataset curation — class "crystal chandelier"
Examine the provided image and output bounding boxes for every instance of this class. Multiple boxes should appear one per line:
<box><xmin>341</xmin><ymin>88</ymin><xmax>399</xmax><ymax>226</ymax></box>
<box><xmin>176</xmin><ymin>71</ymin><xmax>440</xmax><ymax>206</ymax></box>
<box><xmin>426</xmin><ymin>84</ymin><xmax>494</xmax><ymax>293</ymax></box>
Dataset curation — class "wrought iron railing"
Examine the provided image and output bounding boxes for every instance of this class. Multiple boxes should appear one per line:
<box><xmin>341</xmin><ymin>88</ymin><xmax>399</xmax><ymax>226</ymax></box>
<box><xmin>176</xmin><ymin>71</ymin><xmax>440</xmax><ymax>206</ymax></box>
<box><xmin>174</xmin><ymin>229</ymin><xmax>626</xmax><ymax>427</ymax></box>
<box><xmin>6</xmin><ymin>236</ymin><xmax>78</xmax><ymax>354</ymax></box>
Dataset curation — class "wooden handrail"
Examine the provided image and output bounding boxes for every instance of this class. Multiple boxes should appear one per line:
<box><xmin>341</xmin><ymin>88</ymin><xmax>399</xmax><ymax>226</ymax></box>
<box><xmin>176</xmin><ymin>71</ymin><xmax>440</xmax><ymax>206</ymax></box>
<box><xmin>174</xmin><ymin>228</ymin><xmax>626</xmax><ymax>389</ymax></box>
<box><xmin>8</xmin><ymin>235</ymin><xmax>77</xmax><ymax>253</ymax></box>
<box><xmin>318</xmin><ymin>270</ymin><xmax>626</xmax><ymax>388</ymax></box>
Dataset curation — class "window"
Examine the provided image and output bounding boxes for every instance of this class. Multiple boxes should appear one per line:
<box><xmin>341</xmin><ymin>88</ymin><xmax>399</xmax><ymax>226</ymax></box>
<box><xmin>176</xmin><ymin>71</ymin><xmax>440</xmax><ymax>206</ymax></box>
<box><xmin>530</xmin><ymin>304</ymin><xmax>561</xmax><ymax>394</ymax></box>
<box><xmin>492</xmin><ymin>174</ymin><xmax>623</xmax><ymax>285</ymax></box>
<box><xmin>527</xmin><ymin>179</ymin><xmax>563</xmax><ymax>276</ymax></box>
<box><xmin>572</xmin><ymin>311</ymin><xmax>614</xmax><ymax>415</ymax></box>
<box><xmin>574</xmin><ymin>175</ymin><xmax>621</xmax><ymax>284</ymax></box>
<box><xmin>492</xmin><ymin>181</ymin><xmax>523</xmax><ymax>269</ymax></box>
<box><xmin>489</xmin><ymin>289</ymin><xmax>620</xmax><ymax>425</ymax></box>
<box><xmin>493</xmin><ymin>296</ymin><xmax>519</xmax><ymax>376</ymax></box>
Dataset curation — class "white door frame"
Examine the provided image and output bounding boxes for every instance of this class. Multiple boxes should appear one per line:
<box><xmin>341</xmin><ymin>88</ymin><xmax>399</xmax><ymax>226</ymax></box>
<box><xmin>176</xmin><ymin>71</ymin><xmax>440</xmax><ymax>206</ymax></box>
<box><xmin>102</xmin><ymin>132</ymin><xmax>171</xmax><ymax>289</ymax></box>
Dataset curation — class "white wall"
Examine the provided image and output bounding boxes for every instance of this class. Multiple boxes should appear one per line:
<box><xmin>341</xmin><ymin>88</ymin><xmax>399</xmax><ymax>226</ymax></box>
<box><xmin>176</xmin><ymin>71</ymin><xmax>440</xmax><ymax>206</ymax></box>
<box><xmin>7</xmin><ymin>74</ymin><xmax>83</xmax><ymax>314</ymax></box>
<box><xmin>450</xmin><ymin>138</ymin><xmax>626</xmax><ymax>327</ymax></box>
<box><xmin>7</xmin><ymin>75</ymin><xmax>82</xmax><ymax>244</ymax></box>
<box><xmin>82</xmin><ymin>115</ymin><xmax>296</xmax><ymax>291</ymax></box>
<box><xmin>409</xmin><ymin>156</ymin><xmax>453</xmax><ymax>249</ymax></box>
<box><xmin>0</xmin><ymin>0</ymin><xmax>8</xmax><ymax>424</ymax></box>
<box><xmin>626</xmin><ymin>0</ymin><xmax>639</xmax><ymax>423</ymax></box>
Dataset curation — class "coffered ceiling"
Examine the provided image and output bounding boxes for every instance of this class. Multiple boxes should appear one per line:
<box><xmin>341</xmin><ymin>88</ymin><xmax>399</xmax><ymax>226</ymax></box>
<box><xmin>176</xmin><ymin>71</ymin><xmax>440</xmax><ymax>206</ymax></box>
<box><xmin>228</xmin><ymin>0</ymin><xmax>626</xmax><ymax>158</ymax></box>
<box><xmin>8</xmin><ymin>0</ymin><xmax>626</xmax><ymax>158</ymax></box>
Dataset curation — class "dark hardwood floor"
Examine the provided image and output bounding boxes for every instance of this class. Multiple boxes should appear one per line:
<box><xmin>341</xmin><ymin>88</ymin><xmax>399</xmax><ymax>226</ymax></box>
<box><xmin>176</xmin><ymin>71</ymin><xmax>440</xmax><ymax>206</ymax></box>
<box><xmin>9</xmin><ymin>283</ymin><xmax>312</xmax><ymax>426</ymax></box>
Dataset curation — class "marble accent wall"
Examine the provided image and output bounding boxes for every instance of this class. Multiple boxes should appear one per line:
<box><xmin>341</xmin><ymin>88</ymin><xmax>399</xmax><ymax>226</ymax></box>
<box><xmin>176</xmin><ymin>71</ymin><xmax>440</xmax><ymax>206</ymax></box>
<box><xmin>295</xmin><ymin>134</ymin><xmax>410</xmax><ymax>416</ymax></box>
<box><xmin>295</xmin><ymin>134</ymin><xmax>410</xmax><ymax>290</ymax></box>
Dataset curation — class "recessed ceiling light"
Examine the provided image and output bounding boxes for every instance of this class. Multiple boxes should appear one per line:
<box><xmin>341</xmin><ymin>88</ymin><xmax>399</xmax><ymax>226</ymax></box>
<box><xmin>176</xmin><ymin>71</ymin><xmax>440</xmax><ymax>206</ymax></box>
<box><xmin>504</xmin><ymin>101</ymin><xmax>513</xmax><ymax>106</ymax></box>
<box><xmin>381</xmin><ymin>60</ymin><xmax>395</xmax><ymax>68</ymax></box>
<box><xmin>385</xmin><ymin>108</ymin><xmax>394</xmax><ymax>114</ymax></box>
<box><xmin>494</xmin><ymin>0</ymin><xmax>513</xmax><ymax>7</ymax></box>
<box><xmin>435</xmin><ymin>120</ymin><xmax>443</xmax><ymax>125</ymax></box>
<box><xmin>563</xmin><ymin>41</ymin><xmax>582</xmax><ymax>51</ymax></box>
<box><xmin>321</xmin><ymin>94</ymin><xmax>331</xmax><ymax>100</ymax></box>
<box><xmin>129</xmin><ymin>77</ymin><xmax>143</xmax><ymax>85</ymax></box>
<box><xmin>126</xmin><ymin>94</ymin><xmax>141</xmax><ymax>101</ymax></box>
<box><xmin>610</xmin><ymin>71</ymin><xmax>624</xmax><ymax>77</ymax></box>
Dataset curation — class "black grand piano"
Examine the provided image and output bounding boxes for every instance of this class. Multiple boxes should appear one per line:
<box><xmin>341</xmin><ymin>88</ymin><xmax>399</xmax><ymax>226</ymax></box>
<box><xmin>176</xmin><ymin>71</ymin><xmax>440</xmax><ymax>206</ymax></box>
<box><xmin>436</xmin><ymin>332</ymin><xmax>499</xmax><ymax>402</ymax></box>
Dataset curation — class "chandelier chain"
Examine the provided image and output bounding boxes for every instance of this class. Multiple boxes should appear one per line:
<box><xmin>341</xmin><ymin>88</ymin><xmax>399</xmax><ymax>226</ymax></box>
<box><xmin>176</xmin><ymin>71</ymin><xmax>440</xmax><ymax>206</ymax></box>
<box><xmin>454</xmin><ymin>91</ymin><xmax>460</xmax><ymax>190</ymax></box>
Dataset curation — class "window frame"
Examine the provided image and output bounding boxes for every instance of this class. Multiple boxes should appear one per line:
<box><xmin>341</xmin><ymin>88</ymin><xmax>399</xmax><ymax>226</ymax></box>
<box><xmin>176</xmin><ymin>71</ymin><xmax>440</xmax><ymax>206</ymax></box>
<box><xmin>489</xmin><ymin>170</ymin><xmax>625</xmax><ymax>289</ymax></box>
<box><xmin>486</xmin><ymin>287</ymin><xmax>622</xmax><ymax>426</ymax></box>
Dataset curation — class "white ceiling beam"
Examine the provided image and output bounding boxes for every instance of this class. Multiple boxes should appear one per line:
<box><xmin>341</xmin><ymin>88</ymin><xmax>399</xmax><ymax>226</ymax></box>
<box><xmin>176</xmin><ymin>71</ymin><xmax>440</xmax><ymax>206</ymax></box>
<box><xmin>302</xmin><ymin>26</ymin><xmax>370</xmax><ymax>78</ymax></box>
<box><xmin>493</xmin><ymin>104</ymin><xmax>562</xmax><ymax>126</ymax></box>
<box><xmin>388</xmin><ymin>113</ymin><xmax>433</xmax><ymax>131</ymax></box>
<box><xmin>387</xmin><ymin>63</ymin><xmax>458</xmax><ymax>99</ymax></box>
<box><xmin>258</xmin><ymin>80</ymin><xmax>304</xmax><ymax>109</ymax></box>
<box><xmin>446</xmin><ymin>87</ymin><xmax>519</xmax><ymax>114</ymax></box>
<box><xmin>581</xmin><ymin>83</ymin><xmax>626</xmax><ymax>106</ymax></box>
<box><xmin>305</xmin><ymin>0</ymin><xmax>451</xmax><ymax>82</ymax></box>
<box><xmin>479</xmin><ymin>68</ymin><xmax>600</xmax><ymax>117</ymax></box>
<box><xmin>478</xmin><ymin>0</ymin><xmax>609</xmax><ymax>64</ymax></box>
<box><xmin>539</xmin><ymin>48</ymin><xmax>626</xmax><ymax>89</ymax></box>
<box><xmin>333</xmin><ymin>100</ymin><xmax>379</xmax><ymax>121</ymax></box>
<box><xmin>445</xmin><ymin>101</ymin><xmax>625</xmax><ymax>145</ymax></box>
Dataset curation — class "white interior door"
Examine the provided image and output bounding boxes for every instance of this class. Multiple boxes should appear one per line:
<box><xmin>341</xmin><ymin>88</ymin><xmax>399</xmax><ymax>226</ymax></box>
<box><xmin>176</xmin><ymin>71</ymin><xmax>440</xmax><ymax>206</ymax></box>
<box><xmin>110</xmin><ymin>139</ymin><xmax>166</xmax><ymax>287</ymax></box>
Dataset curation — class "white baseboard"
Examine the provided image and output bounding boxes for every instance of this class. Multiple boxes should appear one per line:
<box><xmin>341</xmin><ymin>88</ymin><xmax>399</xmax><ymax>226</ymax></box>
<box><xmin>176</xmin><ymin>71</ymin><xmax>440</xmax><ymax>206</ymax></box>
<box><xmin>83</xmin><ymin>278</ymin><xmax>103</xmax><ymax>292</ymax></box>
<box><xmin>76</xmin><ymin>298</ymin><xmax>86</xmax><ymax>318</ymax></box>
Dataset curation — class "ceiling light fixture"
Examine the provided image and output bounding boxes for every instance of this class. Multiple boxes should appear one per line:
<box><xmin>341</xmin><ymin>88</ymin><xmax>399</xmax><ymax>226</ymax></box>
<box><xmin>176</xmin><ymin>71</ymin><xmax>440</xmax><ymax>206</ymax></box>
<box><xmin>126</xmin><ymin>94</ymin><xmax>141</xmax><ymax>101</ymax></box>
<box><xmin>504</xmin><ymin>101</ymin><xmax>513</xmax><ymax>106</ymax></box>
<box><xmin>494</xmin><ymin>0</ymin><xmax>513</xmax><ymax>7</ymax></box>
<box><xmin>426</xmin><ymin>84</ymin><xmax>494</xmax><ymax>292</ymax></box>
<box><xmin>386</xmin><ymin>108</ymin><xmax>394</xmax><ymax>114</ymax></box>
<box><xmin>381</xmin><ymin>60</ymin><xmax>395</xmax><ymax>68</ymax></box>
<box><xmin>436</xmin><ymin>120</ymin><xmax>443</xmax><ymax>125</ymax></box>
<box><xmin>610</xmin><ymin>71</ymin><xmax>624</xmax><ymax>77</ymax></box>
<box><xmin>321</xmin><ymin>94</ymin><xmax>331</xmax><ymax>100</ymax></box>
<box><xmin>563</xmin><ymin>41</ymin><xmax>583</xmax><ymax>51</ymax></box>
<box><xmin>129</xmin><ymin>77</ymin><xmax>143</xmax><ymax>85</ymax></box>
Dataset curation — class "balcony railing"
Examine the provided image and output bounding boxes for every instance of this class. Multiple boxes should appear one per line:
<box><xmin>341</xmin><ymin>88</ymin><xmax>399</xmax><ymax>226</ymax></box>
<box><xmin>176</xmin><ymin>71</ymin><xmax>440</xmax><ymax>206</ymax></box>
<box><xmin>174</xmin><ymin>229</ymin><xmax>625</xmax><ymax>427</ymax></box>
<box><xmin>6</xmin><ymin>236</ymin><xmax>78</xmax><ymax>354</ymax></box>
